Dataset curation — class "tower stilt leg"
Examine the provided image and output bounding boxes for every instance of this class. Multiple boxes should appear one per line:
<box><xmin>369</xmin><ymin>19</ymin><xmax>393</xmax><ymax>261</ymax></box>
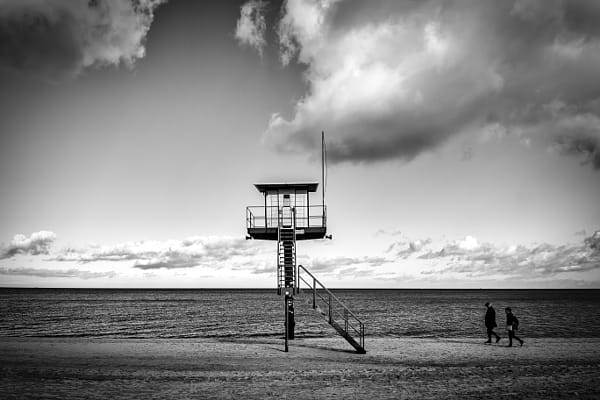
<box><xmin>284</xmin><ymin>294</ymin><xmax>295</xmax><ymax>345</ymax></box>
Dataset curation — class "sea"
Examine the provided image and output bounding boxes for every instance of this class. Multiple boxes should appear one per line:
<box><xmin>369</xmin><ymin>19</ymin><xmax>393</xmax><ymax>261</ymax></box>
<box><xmin>1</xmin><ymin>289</ymin><xmax>599</xmax><ymax>339</ymax></box>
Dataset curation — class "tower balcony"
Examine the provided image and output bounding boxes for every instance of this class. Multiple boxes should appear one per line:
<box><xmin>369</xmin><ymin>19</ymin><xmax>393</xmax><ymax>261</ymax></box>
<box><xmin>246</xmin><ymin>205</ymin><xmax>327</xmax><ymax>241</ymax></box>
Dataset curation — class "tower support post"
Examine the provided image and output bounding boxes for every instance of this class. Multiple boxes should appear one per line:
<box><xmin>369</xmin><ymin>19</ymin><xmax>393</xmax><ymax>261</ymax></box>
<box><xmin>284</xmin><ymin>292</ymin><xmax>295</xmax><ymax>352</ymax></box>
<box><xmin>284</xmin><ymin>294</ymin><xmax>289</xmax><ymax>352</ymax></box>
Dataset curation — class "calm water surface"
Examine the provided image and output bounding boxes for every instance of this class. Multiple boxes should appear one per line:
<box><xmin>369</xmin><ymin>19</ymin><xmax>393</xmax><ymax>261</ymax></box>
<box><xmin>1</xmin><ymin>289</ymin><xmax>598</xmax><ymax>338</ymax></box>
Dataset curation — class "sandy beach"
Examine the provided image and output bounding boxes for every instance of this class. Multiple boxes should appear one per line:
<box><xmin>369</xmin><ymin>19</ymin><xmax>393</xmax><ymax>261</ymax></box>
<box><xmin>1</xmin><ymin>336</ymin><xmax>599</xmax><ymax>399</ymax></box>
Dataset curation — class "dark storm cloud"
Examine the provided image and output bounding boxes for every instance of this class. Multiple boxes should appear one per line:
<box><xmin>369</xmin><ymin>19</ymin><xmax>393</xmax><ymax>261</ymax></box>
<box><xmin>0</xmin><ymin>231</ymin><xmax>56</xmax><ymax>259</ymax></box>
<box><xmin>254</xmin><ymin>0</ymin><xmax>600</xmax><ymax>168</ymax></box>
<box><xmin>0</xmin><ymin>0</ymin><xmax>165</xmax><ymax>80</ymax></box>
<box><xmin>555</xmin><ymin>131</ymin><xmax>600</xmax><ymax>170</ymax></box>
<box><xmin>585</xmin><ymin>231</ymin><xmax>600</xmax><ymax>253</ymax></box>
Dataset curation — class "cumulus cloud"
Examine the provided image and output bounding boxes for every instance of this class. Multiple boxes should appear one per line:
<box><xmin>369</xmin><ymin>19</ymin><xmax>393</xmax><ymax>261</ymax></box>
<box><xmin>0</xmin><ymin>267</ymin><xmax>115</xmax><ymax>279</ymax></box>
<box><xmin>276</xmin><ymin>0</ymin><xmax>339</xmax><ymax>66</ymax></box>
<box><xmin>235</xmin><ymin>0</ymin><xmax>268</xmax><ymax>57</ymax></box>
<box><xmin>585</xmin><ymin>230</ymin><xmax>600</xmax><ymax>253</ymax></box>
<box><xmin>53</xmin><ymin>235</ymin><xmax>264</xmax><ymax>270</ymax></box>
<box><xmin>0</xmin><ymin>230</ymin><xmax>57</xmax><ymax>259</ymax></box>
<box><xmin>417</xmin><ymin>233</ymin><xmax>600</xmax><ymax>279</ymax></box>
<box><xmin>375</xmin><ymin>228</ymin><xmax>402</xmax><ymax>237</ymax></box>
<box><xmin>457</xmin><ymin>236</ymin><xmax>480</xmax><ymax>251</ymax></box>
<box><xmin>0</xmin><ymin>0</ymin><xmax>165</xmax><ymax>80</ymax></box>
<box><xmin>257</xmin><ymin>0</ymin><xmax>600</xmax><ymax>168</ymax></box>
<box><xmin>303</xmin><ymin>255</ymin><xmax>389</xmax><ymax>274</ymax></box>
<box><xmin>386</xmin><ymin>237</ymin><xmax>433</xmax><ymax>259</ymax></box>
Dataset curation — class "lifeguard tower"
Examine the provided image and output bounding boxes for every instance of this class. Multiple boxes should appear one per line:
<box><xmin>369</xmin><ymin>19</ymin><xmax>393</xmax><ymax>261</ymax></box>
<box><xmin>245</xmin><ymin>134</ymin><xmax>365</xmax><ymax>353</ymax></box>
<box><xmin>246</xmin><ymin>182</ymin><xmax>327</xmax><ymax>294</ymax></box>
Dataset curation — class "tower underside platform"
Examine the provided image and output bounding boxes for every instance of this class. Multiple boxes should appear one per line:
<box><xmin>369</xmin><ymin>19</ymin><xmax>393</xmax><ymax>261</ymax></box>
<box><xmin>247</xmin><ymin>227</ymin><xmax>327</xmax><ymax>241</ymax></box>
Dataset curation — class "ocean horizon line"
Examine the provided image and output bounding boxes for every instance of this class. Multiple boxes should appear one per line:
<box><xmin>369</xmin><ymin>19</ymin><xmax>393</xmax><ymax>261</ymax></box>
<box><xmin>1</xmin><ymin>286</ymin><xmax>599</xmax><ymax>291</ymax></box>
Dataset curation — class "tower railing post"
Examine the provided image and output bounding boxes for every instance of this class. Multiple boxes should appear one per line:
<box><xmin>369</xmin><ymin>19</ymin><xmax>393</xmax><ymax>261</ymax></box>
<box><xmin>328</xmin><ymin>295</ymin><xmax>332</xmax><ymax>324</ymax></box>
<box><xmin>313</xmin><ymin>278</ymin><xmax>316</xmax><ymax>309</ymax></box>
<box><xmin>360</xmin><ymin>324</ymin><xmax>364</xmax><ymax>348</ymax></box>
<box><xmin>344</xmin><ymin>309</ymin><xmax>348</xmax><ymax>333</ymax></box>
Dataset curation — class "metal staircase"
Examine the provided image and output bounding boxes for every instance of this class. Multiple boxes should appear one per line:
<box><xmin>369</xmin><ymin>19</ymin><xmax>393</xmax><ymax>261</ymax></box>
<box><xmin>277</xmin><ymin>209</ymin><xmax>297</xmax><ymax>295</ymax></box>
<box><xmin>298</xmin><ymin>265</ymin><xmax>366</xmax><ymax>354</ymax></box>
<box><xmin>273</xmin><ymin>205</ymin><xmax>365</xmax><ymax>353</ymax></box>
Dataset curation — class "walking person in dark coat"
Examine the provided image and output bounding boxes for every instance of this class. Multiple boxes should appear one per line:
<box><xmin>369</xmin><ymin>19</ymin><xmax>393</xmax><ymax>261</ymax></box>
<box><xmin>484</xmin><ymin>302</ymin><xmax>501</xmax><ymax>343</ymax></box>
<box><xmin>505</xmin><ymin>307</ymin><xmax>524</xmax><ymax>347</ymax></box>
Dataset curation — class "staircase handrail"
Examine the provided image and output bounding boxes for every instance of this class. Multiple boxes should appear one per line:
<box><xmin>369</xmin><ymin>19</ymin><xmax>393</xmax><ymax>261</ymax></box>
<box><xmin>298</xmin><ymin>265</ymin><xmax>362</xmax><ymax>322</ymax></box>
<box><xmin>297</xmin><ymin>264</ymin><xmax>365</xmax><ymax>350</ymax></box>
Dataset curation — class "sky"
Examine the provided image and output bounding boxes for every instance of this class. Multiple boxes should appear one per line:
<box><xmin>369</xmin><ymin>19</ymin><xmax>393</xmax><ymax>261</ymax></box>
<box><xmin>0</xmin><ymin>0</ymin><xmax>599</xmax><ymax>289</ymax></box>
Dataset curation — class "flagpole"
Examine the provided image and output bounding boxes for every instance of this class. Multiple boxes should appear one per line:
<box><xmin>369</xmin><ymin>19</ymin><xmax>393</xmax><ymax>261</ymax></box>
<box><xmin>321</xmin><ymin>131</ymin><xmax>325</xmax><ymax>210</ymax></box>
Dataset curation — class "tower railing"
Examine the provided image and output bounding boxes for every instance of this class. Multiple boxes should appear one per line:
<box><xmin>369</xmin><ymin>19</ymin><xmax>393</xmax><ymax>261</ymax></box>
<box><xmin>297</xmin><ymin>265</ymin><xmax>365</xmax><ymax>353</ymax></box>
<box><xmin>246</xmin><ymin>205</ymin><xmax>327</xmax><ymax>229</ymax></box>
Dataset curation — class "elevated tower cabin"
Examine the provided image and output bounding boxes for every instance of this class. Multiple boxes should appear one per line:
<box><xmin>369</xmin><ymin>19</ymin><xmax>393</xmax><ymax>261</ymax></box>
<box><xmin>246</xmin><ymin>182</ymin><xmax>328</xmax><ymax>345</ymax></box>
<box><xmin>246</xmin><ymin>183</ymin><xmax>327</xmax><ymax>290</ymax></box>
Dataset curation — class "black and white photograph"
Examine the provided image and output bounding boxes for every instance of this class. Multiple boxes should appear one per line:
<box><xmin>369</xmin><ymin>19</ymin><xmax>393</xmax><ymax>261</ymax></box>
<box><xmin>1</xmin><ymin>0</ymin><xmax>599</xmax><ymax>398</ymax></box>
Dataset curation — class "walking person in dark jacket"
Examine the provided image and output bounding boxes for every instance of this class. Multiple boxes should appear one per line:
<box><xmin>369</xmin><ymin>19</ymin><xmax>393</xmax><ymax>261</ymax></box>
<box><xmin>484</xmin><ymin>302</ymin><xmax>501</xmax><ymax>343</ymax></box>
<box><xmin>505</xmin><ymin>307</ymin><xmax>524</xmax><ymax>347</ymax></box>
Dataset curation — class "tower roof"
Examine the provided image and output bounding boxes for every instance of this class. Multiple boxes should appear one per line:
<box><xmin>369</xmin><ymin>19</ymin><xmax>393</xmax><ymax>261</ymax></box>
<box><xmin>254</xmin><ymin>182</ymin><xmax>319</xmax><ymax>193</ymax></box>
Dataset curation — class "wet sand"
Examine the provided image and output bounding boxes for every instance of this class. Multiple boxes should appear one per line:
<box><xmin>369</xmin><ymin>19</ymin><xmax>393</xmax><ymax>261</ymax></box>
<box><xmin>1</xmin><ymin>336</ymin><xmax>599</xmax><ymax>399</ymax></box>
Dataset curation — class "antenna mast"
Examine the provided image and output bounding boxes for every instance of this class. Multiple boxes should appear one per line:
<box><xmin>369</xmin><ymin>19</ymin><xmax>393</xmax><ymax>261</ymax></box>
<box><xmin>321</xmin><ymin>131</ymin><xmax>325</xmax><ymax>209</ymax></box>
